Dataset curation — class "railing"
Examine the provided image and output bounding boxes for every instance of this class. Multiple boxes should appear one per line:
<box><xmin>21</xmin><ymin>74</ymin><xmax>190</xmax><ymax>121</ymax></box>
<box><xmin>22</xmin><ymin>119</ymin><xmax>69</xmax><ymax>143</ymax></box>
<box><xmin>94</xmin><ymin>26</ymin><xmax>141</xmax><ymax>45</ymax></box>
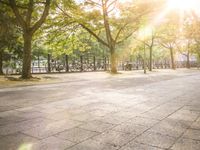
<box><xmin>2</xmin><ymin>54</ymin><xmax>199</xmax><ymax>75</ymax></box>
<box><xmin>6</xmin><ymin>55</ymin><xmax>110</xmax><ymax>74</ymax></box>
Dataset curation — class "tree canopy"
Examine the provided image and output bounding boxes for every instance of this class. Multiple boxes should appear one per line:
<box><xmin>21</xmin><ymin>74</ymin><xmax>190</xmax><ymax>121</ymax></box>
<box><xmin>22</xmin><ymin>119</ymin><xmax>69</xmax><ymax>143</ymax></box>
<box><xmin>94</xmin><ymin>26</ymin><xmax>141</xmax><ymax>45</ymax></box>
<box><xmin>0</xmin><ymin>0</ymin><xmax>200</xmax><ymax>77</ymax></box>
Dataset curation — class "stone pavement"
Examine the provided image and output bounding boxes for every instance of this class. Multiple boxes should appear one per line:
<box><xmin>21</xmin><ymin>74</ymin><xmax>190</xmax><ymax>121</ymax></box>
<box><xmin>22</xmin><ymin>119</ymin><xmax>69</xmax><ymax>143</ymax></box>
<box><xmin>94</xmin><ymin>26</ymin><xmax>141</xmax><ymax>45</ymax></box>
<box><xmin>0</xmin><ymin>70</ymin><xmax>200</xmax><ymax>150</ymax></box>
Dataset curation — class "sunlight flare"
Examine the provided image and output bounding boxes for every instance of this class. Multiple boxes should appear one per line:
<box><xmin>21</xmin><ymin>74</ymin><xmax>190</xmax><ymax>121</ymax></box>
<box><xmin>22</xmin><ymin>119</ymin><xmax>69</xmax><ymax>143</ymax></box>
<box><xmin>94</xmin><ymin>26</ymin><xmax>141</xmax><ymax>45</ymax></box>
<box><xmin>167</xmin><ymin>0</ymin><xmax>198</xmax><ymax>11</ymax></box>
<box><xmin>18</xmin><ymin>143</ymin><xmax>33</xmax><ymax>150</ymax></box>
<box><xmin>138</xmin><ymin>26</ymin><xmax>154</xmax><ymax>40</ymax></box>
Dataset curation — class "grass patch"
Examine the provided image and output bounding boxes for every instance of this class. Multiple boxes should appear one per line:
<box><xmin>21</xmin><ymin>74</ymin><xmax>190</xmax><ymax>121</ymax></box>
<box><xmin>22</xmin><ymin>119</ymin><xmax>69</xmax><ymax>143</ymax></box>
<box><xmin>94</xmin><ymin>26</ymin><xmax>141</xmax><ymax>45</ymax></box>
<box><xmin>0</xmin><ymin>75</ymin><xmax>60</xmax><ymax>88</ymax></box>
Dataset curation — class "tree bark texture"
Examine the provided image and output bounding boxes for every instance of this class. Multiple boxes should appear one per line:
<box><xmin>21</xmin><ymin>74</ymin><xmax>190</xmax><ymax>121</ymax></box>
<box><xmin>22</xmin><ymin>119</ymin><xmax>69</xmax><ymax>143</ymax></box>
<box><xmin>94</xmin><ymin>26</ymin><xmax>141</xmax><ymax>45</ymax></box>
<box><xmin>186</xmin><ymin>51</ymin><xmax>190</xmax><ymax>69</ymax></box>
<box><xmin>110</xmin><ymin>47</ymin><xmax>117</xmax><ymax>73</ymax></box>
<box><xmin>170</xmin><ymin>48</ymin><xmax>176</xmax><ymax>70</ymax></box>
<box><xmin>21</xmin><ymin>33</ymin><xmax>32</xmax><ymax>79</ymax></box>
<box><xmin>149</xmin><ymin>46</ymin><xmax>153</xmax><ymax>71</ymax></box>
<box><xmin>0</xmin><ymin>50</ymin><xmax>3</xmax><ymax>75</ymax></box>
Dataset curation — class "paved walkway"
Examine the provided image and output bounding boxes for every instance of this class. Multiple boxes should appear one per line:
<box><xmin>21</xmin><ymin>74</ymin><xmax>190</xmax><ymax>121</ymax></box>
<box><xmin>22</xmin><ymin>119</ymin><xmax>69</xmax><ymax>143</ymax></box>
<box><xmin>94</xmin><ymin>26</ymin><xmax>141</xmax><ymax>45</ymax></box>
<box><xmin>0</xmin><ymin>70</ymin><xmax>200</xmax><ymax>150</ymax></box>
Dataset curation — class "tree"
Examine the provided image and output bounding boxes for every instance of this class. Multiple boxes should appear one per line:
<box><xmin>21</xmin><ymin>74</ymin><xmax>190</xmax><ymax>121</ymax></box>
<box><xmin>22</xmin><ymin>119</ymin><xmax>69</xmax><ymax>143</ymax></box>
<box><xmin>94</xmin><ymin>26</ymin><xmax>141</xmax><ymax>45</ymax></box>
<box><xmin>0</xmin><ymin>4</ymin><xmax>21</xmax><ymax>75</ymax></box>
<box><xmin>158</xmin><ymin>22</ymin><xmax>180</xmax><ymax>70</ymax></box>
<box><xmin>56</xmin><ymin>0</ymin><xmax>153</xmax><ymax>73</ymax></box>
<box><xmin>139</xmin><ymin>26</ymin><xmax>157</xmax><ymax>71</ymax></box>
<box><xmin>189</xmin><ymin>12</ymin><xmax>200</xmax><ymax>64</ymax></box>
<box><xmin>176</xmin><ymin>40</ymin><xmax>190</xmax><ymax>68</ymax></box>
<box><xmin>45</xmin><ymin>26</ymin><xmax>93</xmax><ymax>57</ymax></box>
<box><xmin>1</xmin><ymin>0</ymin><xmax>51</xmax><ymax>78</ymax></box>
<box><xmin>146</xmin><ymin>28</ymin><xmax>157</xmax><ymax>71</ymax></box>
<box><xmin>0</xmin><ymin>7</ymin><xmax>10</xmax><ymax>74</ymax></box>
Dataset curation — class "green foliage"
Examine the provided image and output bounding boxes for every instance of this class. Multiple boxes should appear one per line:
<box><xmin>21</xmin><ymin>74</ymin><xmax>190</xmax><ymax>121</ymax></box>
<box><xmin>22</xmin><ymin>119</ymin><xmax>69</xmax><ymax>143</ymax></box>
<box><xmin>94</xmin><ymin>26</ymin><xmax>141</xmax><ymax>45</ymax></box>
<box><xmin>0</xmin><ymin>4</ymin><xmax>23</xmax><ymax>59</ymax></box>
<box><xmin>1</xmin><ymin>0</ymin><xmax>200</xmax><ymax>72</ymax></box>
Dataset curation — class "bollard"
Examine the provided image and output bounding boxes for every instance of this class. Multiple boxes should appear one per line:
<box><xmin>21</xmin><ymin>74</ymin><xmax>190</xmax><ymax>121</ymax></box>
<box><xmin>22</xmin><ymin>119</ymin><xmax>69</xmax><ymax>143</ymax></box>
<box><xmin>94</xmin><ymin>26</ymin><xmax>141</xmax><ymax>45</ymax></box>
<box><xmin>47</xmin><ymin>54</ymin><xmax>51</xmax><ymax>73</ymax></box>
<box><xmin>80</xmin><ymin>55</ymin><xmax>83</xmax><ymax>72</ymax></box>
<box><xmin>65</xmin><ymin>55</ymin><xmax>69</xmax><ymax>72</ymax></box>
<box><xmin>104</xmin><ymin>57</ymin><xmax>107</xmax><ymax>71</ymax></box>
<box><xmin>93</xmin><ymin>56</ymin><xmax>96</xmax><ymax>71</ymax></box>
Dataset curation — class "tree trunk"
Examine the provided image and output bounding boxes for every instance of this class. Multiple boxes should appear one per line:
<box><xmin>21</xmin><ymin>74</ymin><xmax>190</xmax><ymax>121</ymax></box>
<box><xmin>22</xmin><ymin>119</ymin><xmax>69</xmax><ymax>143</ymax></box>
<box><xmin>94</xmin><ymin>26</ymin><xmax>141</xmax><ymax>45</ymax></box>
<box><xmin>149</xmin><ymin>46</ymin><xmax>153</xmax><ymax>71</ymax></box>
<box><xmin>198</xmin><ymin>52</ymin><xmax>200</xmax><ymax>69</ymax></box>
<box><xmin>21</xmin><ymin>33</ymin><xmax>32</xmax><ymax>79</ymax></box>
<box><xmin>47</xmin><ymin>53</ymin><xmax>51</xmax><ymax>73</ymax></box>
<box><xmin>110</xmin><ymin>47</ymin><xmax>117</xmax><ymax>73</ymax></box>
<box><xmin>170</xmin><ymin>48</ymin><xmax>176</xmax><ymax>70</ymax></box>
<box><xmin>0</xmin><ymin>50</ymin><xmax>3</xmax><ymax>75</ymax></box>
<box><xmin>186</xmin><ymin>51</ymin><xmax>190</xmax><ymax>69</ymax></box>
<box><xmin>144</xmin><ymin>44</ymin><xmax>147</xmax><ymax>74</ymax></box>
<box><xmin>102</xmin><ymin>2</ymin><xmax>117</xmax><ymax>73</ymax></box>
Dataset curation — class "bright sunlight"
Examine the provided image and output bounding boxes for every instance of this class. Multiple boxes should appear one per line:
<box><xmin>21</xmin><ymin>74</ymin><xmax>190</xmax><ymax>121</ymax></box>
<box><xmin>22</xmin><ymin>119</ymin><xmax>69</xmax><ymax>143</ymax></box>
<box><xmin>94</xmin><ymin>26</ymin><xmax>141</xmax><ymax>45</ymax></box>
<box><xmin>167</xmin><ymin>0</ymin><xmax>198</xmax><ymax>11</ymax></box>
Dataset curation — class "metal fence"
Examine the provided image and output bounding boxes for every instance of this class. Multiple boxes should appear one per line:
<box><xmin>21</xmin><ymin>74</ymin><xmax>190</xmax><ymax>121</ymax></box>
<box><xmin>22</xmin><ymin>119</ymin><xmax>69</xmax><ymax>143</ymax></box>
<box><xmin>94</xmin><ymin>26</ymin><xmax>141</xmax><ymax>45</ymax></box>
<box><xmin>120</xmin><ymin>60</ymin><xmax>199</xmax><ymax>71</ymax></box>
<box><xmin>2</xmin><ymin>54</ymin><xmax>199</xmax><ymax>75</ymax></box>
<box><xmin>3</xmin><ymin>54</ymin><xmax>110</xmax><ymax>74</ymax></box>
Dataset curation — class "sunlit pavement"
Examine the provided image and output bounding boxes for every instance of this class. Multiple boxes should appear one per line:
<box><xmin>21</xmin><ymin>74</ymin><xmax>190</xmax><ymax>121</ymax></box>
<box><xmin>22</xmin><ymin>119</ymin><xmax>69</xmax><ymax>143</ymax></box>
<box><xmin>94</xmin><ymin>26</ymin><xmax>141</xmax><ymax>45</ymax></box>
<box><xmin>0</xmin><ymin>69</ymin><xmax>200</xmax><ymax>150</ymax></box>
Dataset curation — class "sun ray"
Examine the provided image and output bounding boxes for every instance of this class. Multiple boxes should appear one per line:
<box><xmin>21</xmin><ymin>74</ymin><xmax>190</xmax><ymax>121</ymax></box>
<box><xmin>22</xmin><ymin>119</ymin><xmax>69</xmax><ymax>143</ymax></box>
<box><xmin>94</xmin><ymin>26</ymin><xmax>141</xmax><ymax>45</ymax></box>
<box><xmin>167</xmin><ymin>0</ymin><xmax>198</xmax><ymax>11</ymax></box>
<box><xmin>128</xmin><ymin>0</ymin><xmax>200</xmax><ymax>58</ymax></box>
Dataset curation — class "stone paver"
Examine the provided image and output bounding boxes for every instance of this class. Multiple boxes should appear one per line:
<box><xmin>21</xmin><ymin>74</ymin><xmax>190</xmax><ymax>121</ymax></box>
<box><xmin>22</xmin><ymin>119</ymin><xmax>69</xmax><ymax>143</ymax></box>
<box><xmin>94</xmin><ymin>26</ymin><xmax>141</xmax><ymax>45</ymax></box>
<box><xmin>0</xmin><ymin>70</ymin><xmax>200</xmax><ymax>150</ymax></box>
<box><xmin>71</xmin><ymin>112</ymin><xmax>102</xmax><ymax>122</ymax></box>
<box><xmin>67</xmin><ymin>139</ymin><xmax>118</xmax><ymax>150</ymax></box>
<box><xmin>0</xmin><ymin>133</ymin><xmax>38</xmax><ymax>150</ymax></box>
<box><xmin>32</xmin><ymin>136</ymin><xmax>75</xmax><ymax>150</ymax></box>
<box><xmin>98</xmin><ymin>114</ymin><xmax>130</xmax><ymax>125</ymax></box>
<box><xmin>21</xmin><ymin>119</ymin><xmax>82</xmax><ymax>139</ymax></box>
<box><xmin>171</xmin><ymin>138</ymin><xmax>200</xmax><ymax>150</ymax></box>
<box><xmin>183</xmin><ymin>129</ymin><xmax>200</xmax><ymax>140</ymax></box>
<box><xmin>135</xmin><ymin>131</ymin><xmax>176</xmax><ymax>149</ymax></box>
<box><xmin>92</xmin><ymin>130</ymin><xmax>136</xmax><ymax>148</ymax></box>
<box><xmin>0</xmin><ymin>117</ymin><xmax>54</xmax><ymax>136</ymax></box>
<box><xmin>126</xmin><ymin>116</ymin><xmax>159</xmax><ymax>127</ymax></box>
<box><xmin>79</xmin><ymin>120</ymin><xmax>115</xmax><ymax>133</ymax></box>
<box><xmin>112</xmin><ymin>122</ymin><xmax>148</xmax><ymax>134</ymax></box>
<box><xmin>120</xmin><ymin>141</ymin><xmax>164</xmax><ymax>150</ymax></box>
<box><xmin>167</xmin><ymin>109</ymin><xmax>200</xmax><ymax>122</ymax></box>
<box><xmin>148</xmin><ymin>118</ymin><xmax>190</xmax><ymax>138</ymax></box>
<box><xmin>55</xmin><ymin>127</ymin><xmax>99</xmax><ymax>143</ymax></box>
<box><xmin>190</xmin><ymin>117</ymin><xmax>200</xmax><ymax>130</ymax></box>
